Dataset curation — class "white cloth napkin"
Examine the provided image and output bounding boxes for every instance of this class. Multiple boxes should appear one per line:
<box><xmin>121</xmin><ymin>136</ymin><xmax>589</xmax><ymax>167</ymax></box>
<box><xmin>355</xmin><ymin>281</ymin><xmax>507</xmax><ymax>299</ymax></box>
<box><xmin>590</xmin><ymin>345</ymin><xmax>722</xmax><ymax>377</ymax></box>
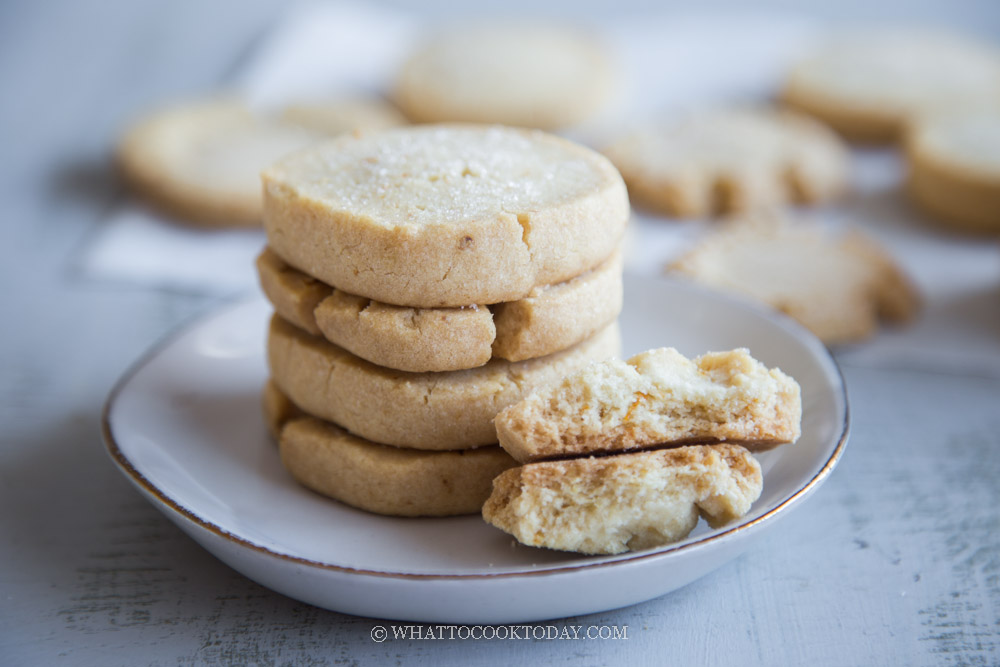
<box><xmin>78</xmin><ymin>3</ymin><xmax>1000</xmax><ymax>374</ymax></box>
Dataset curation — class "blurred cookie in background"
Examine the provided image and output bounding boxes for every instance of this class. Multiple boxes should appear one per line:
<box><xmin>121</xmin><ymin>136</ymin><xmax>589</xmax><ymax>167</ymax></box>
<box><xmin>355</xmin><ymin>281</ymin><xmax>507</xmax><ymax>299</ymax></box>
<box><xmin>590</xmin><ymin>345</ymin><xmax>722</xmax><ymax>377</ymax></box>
<box><xmin>279</xmin><ymin>97</ymin><xmax>406</xmax><ymax>135</ymax></box>
<box><xmin>668</xmin><ymin>214</ymin><xmax>920</xmax><ymax>344</ymax></box>
<box><xmin>117</xmin><ymin>97</ymin><xmax>406</xmax><ymax>227</ymax></box>
<box><xmin>603</xmin><ymin>107</ymin><xmax>848</xmax><ymax>218</ymax></box>
<box><xmin>393</xmin><ymin>23</ymin><xmax>614</xmax><ymax>130</ymax></box>
<box><xmin>906</xmin><ymin>111</ymin><xmax>1000</xmax><ymax>235</ymax></box>
<box><xmin>782</xmin><ymin>30</ymin><xmax>1000</xmax><ymax>143</ymax></box>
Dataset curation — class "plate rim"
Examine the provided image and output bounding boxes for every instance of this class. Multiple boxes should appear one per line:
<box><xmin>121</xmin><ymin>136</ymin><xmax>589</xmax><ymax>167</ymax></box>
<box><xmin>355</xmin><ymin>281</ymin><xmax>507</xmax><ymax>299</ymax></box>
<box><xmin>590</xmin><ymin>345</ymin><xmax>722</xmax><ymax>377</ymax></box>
<box><xmin>102</xmin><ymin>276</ymin><xmax>850</xmax><ymax>581</ymax></box>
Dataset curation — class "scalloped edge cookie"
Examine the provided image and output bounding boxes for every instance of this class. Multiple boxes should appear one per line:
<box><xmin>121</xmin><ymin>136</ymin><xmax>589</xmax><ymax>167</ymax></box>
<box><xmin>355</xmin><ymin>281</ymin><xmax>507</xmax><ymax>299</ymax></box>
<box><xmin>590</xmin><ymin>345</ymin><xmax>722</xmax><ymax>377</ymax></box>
<box><xmin>256</xmin><ymin>247</ymin><xmax>622</xmax><ymax>371</ymax></box>
<box><xmin>669</xmin><ymin>215</ymin><xmax>921</xmax><ymax>343</ymax></box>
<box><xmin>603</xmin><ymin>107</ymin><xmax>848</xmax><ymax>218</ymax></box>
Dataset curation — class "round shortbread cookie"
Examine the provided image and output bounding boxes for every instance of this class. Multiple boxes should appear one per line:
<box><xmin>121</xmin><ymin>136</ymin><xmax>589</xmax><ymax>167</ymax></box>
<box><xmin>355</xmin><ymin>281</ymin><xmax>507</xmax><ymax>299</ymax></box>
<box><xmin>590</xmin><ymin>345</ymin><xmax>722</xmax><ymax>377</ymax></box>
<box><xmin>906</xmin><ymin>112</ymin><xmax>1000</xmax><ymax>234</ymax></box>
<box><xmin>267</xmin><ymin>314</ymin><xmax>621</xmax><ymax>450</ymax></box>
<box><xmin>782</xmin><ymin>31</ymin><xmax>1000</xmax><ymax>143</ymax></box>
<box><xmin>262</xmin><ymin>124</ymin><xmax>629</xmax><ymax>308</ymax></box>
<box><xmin>256</xmin><ymin>247</ymin><xmax>623</xmax><ymax>371</ymax></box>
<box><xmin>281</xmin><ymin>416</ymin><xmax>515</xmax><ymax>517</ymax></box>
<box><xmin>262</xmin><ymin>381</ymin><xmax>514</xmax><ymax>517</ymax></box>
<box><xmin>118</xmin><ymin>98</ymin><xmax>406</xmax><ymax>226</ymax></box>
<box><xmin>669</xmin><ymin>215</ymin><xmax>920</xmax><ymax>344</ymax></box>
<box><xmin>603</xmin><ymin>107</ymin><xmax>849</xmax><ymax>218</ymax></box>
<box><xmin>118</xmin><ymin>100</ymin><xmax>322</xmax><ymax>226</ymax></box>
<box><xmin>393</xmin><ymin>24</ymin><xmax>613</xmax><ymax>129</ymax></box>
<box><xmin>279</xmin><ymin>98</ymin><xmax>406</xmax><ymax>135</ymax></box>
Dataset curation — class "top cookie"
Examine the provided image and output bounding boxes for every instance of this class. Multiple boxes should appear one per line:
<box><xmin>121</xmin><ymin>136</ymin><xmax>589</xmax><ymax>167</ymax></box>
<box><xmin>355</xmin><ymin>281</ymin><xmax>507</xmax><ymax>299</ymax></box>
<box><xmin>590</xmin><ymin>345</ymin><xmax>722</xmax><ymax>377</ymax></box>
<box><xmin>393</xmin><ymin>24</ymin><xmax>613</xmax><ymax>130</ymax></box>
<box><xmin>279</xmin><ymin>98</ymin><xmax>407</xmax><ymax>135</ymax></box>
<box><xmin>262</xmin><ymin>125</ymin><xmax>629</xmax><ymax>307</ymax></box>
<box><xmin>603</xmin><ymin>107</ymin><xmax>848</xmax><ymax>217</ymax></box>
<box><xmin>782</xmin><ymin>31</ymin><xmax>1000</xmax><ymax>143</ymax></box>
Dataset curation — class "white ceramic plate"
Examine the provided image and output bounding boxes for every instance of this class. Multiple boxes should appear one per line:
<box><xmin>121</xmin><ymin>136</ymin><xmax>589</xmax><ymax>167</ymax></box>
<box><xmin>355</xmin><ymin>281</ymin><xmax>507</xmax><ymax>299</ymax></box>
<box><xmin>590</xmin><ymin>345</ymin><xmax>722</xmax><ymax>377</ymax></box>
<box><xmin>102</xmin><ymin>274</ymin><xmax>848</xmax><ymax>623</ymax></box>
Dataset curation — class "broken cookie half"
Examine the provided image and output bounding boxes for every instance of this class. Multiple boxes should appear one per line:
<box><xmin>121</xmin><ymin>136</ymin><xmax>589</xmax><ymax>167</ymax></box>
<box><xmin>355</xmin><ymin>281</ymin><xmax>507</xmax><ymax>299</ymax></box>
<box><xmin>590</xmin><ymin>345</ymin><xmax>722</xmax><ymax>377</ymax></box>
<box><xmin>483</xmin><ymin>444</ymin><xmax>762</xmax><ymax>555</ymax></box>
<box><xmin>495</xmin><ymin>346</ymin><xmax>801</xmax><ymax>463</ymax></box>
<box><xmin>483</xmin><ymin>347</ymin><xmax>801</xmax><ymax>555</ymax></box>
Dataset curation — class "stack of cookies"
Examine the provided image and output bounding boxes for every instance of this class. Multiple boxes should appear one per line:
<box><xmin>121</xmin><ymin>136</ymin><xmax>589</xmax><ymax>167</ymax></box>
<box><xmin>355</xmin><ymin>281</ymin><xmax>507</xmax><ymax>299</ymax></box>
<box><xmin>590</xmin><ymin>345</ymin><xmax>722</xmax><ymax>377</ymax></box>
<box><xmin>257</xmin><ymin>125</ymin><xmax>630</xmax><ymax>517</ymax></box>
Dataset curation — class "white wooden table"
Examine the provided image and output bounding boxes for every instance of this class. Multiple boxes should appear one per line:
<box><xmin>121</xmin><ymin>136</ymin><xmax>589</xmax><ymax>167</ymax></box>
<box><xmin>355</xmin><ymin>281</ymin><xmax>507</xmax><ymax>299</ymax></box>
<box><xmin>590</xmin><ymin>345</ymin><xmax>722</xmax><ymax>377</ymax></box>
<box><xmin>2</xmin><ymin>1</ymin><xmax>998</xmax><ymax>665</ymax></box>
